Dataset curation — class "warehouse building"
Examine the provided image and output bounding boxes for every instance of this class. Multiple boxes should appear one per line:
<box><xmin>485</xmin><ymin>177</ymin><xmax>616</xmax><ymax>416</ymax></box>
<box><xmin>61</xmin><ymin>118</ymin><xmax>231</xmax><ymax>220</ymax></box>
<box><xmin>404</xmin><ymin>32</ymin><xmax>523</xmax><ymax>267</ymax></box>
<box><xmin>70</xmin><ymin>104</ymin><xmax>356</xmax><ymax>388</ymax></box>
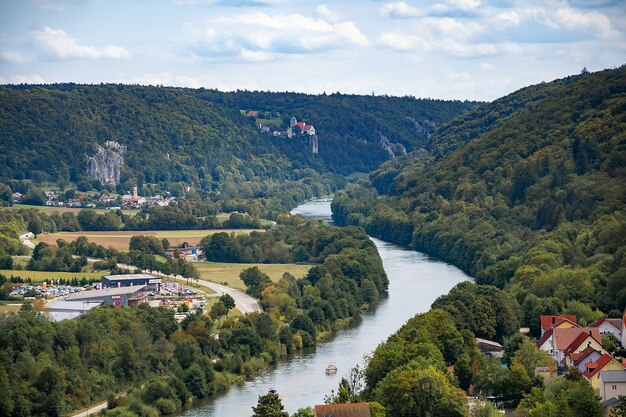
<box><xmin>65</xmin><ymin>285</ymin><xmax>148</xmax><ymax>307</ymax></box>
<box><xmin>44</xmin><ymin>300</ymin><xmax>103</xmax><ymax>321</ymax></box>
<box><xmin>102</xmin><ymin>274</ymin><xmax>161</xmax><ymax>291</ymax></box>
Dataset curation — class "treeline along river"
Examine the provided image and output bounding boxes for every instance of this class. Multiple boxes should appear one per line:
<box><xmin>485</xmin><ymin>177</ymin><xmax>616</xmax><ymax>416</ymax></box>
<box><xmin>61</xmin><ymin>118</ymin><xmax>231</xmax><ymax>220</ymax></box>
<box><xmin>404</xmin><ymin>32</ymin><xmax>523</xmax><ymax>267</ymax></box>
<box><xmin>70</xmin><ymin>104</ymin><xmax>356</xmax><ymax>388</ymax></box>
<box><xmin>176</xmin><ymin>198</ymin><xmax>471</xmax><ymax>416</ymax></box>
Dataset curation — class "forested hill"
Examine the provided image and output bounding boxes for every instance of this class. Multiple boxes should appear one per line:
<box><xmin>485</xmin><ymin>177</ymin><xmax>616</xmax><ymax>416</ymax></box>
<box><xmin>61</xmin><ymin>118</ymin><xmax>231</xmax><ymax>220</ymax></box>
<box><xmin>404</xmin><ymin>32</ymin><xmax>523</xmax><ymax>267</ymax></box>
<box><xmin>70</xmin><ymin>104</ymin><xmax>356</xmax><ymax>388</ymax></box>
<box><xmin>332</xmin><ymin>65</ymin><xmax>626</xmax><ymax>313</ymax></box>
<box><xmin>0</xmin><ymin>84</ymin><xmax>478</xmax><ymax>194</ymax></box>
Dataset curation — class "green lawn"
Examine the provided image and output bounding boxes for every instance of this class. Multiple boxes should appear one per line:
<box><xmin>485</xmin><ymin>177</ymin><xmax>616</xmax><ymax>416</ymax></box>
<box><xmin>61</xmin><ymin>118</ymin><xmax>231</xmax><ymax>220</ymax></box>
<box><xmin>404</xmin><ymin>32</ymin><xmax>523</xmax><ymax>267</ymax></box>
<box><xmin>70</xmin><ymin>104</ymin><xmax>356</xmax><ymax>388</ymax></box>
<box><xmin>11</xmin><ymin>256</ymin><xmax>30</xmax><ymax>268</ymax></box>
<box><xmin>256</xmin><ymin>117</ymin><xmax>282</xmax><ymax>127</ymax></box>
<box><xmin>4</xmin><ymin>204</ymin><xmax>138</xmax><ymax>216</ymax></box>
<box><xmin>0</xmin><ymin>301</ymin><xmax>24</xmax><ymax>315</ymax></box>
<box><xmin>195</xmin><ymin>262</ymin><xmax>312</xmax><ymax>290</ymax></box>
<box><xmin>0</xmin><ymin>269</ymin><xmax>105</xmax><ymax>283</ymax></box>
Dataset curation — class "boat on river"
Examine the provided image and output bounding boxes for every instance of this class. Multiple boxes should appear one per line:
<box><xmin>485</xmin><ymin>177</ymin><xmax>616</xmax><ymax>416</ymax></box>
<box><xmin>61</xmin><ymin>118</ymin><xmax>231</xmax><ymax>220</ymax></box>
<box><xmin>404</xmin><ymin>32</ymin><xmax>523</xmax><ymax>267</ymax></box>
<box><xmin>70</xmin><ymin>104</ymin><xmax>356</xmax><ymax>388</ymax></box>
<box><xmin>325</xmin><ymin>362</ymin><xmax>338</xmax><ymax>374</ymax></box>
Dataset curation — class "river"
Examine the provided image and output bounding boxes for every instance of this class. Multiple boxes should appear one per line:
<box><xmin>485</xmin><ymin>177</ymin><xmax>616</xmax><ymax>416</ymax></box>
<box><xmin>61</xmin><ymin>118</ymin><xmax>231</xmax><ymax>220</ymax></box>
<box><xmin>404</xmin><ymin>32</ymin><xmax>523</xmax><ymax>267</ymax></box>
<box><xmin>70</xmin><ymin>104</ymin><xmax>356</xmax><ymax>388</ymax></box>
<box><xmin>178</xmin><ymin>198</ymin><xmax>471</xmax><ymax>416</ymax></box>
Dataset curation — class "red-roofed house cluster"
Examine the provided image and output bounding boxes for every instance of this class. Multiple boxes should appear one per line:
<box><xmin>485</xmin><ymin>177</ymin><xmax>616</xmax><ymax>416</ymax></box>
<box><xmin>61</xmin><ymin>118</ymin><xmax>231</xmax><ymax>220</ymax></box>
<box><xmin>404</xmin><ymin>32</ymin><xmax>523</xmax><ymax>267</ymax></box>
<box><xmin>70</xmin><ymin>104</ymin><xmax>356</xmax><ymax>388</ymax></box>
<box><xmin>537</xmin><ymin>311</ymin><xmax>626</xmax><ymax>409</ymax></box>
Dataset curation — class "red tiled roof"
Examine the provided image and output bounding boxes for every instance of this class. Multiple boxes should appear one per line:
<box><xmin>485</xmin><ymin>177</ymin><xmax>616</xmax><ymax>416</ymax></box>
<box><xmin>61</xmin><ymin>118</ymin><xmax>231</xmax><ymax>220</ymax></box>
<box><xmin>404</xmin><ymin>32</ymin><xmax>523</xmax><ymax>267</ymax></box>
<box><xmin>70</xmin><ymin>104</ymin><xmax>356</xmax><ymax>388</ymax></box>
<box><xmin>537</xmin><ymin>327</ymin><xmax>554</xmax><ymax>348</ymax></box>
<box><xmin>314</xmin><ymin>403</ymin><xmax>371</xmax><ymax>417</ymax></box>
<box><xmin>571</xmin><ymin>346</ymin><xmax>601</xmax><ymax>365</ymax></box>
<box><xmin>553</xmin><ymin>327</ymin><xmax>599</xmax><ymax>351</ymax></box>
<box><xmin>588</xmin><ymin>317</ymin><xmax>622</xmax><ymax>330</ymax></box>
<box><xmin>303</xmin><ymin>124</ymin><xmax>314</xmax><ymax>130</ymax></box>
<box><xmin>563</xmin><ymin>332</ymin><xmax>602</xmax><ymax>356</ymax></box>
<box><xmin>296</xmin><ymin>122</ymin><xmax>306</xmax><ymax>128</ymax></box>
<box><xmin>540</xmin><ymin>315</ymin><xmax>577</xmax><ymax>331</ymax></box>
<box><xmin>583</xmin><ymin>354</ymin><xmax>621</xmax><ymax>378</ymax></box>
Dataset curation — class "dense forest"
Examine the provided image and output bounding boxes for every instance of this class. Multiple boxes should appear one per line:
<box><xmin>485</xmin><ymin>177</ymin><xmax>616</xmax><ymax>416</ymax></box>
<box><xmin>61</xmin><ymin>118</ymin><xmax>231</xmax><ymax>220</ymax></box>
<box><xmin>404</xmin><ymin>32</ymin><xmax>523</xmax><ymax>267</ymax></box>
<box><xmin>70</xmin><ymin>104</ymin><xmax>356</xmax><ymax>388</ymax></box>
<box><xmin>332</xmin><ymin>66</ymin><xmax>626</xmax><ymax>317</ymax></box>
<box><xmin>0</xmin><ymin>217</ymin><xmax>388</xmax><ymax>417</ymax></box>
<box><xmin>341</xmin><ymin>285</ymin><xmax>602</xmax><ymax>417</ymax></box>
<box><xmin>0</xmin><ymin>85</ymin><xmax>478</xmax><ymax>211</ymax></box>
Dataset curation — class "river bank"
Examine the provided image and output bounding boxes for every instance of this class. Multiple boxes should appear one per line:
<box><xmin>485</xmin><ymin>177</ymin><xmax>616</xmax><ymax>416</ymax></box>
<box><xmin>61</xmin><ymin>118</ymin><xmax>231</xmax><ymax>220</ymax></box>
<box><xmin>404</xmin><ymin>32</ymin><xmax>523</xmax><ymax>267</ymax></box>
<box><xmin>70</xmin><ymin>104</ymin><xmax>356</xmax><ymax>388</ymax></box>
<box><xmin>174</xmin><ymin>198</ymin><xmax>471</xmax><ymax>416</ymax></box>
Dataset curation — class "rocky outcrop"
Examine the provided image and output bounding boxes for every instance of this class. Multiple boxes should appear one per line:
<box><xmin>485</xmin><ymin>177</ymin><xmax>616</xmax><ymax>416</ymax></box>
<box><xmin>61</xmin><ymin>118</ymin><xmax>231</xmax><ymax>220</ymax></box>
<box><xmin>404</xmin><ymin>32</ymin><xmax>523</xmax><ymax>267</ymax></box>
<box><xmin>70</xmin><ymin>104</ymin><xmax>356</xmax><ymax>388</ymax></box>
<box><xmin>309</xmin><ymin>134</ymin><xmax>319</xmax><ymax>155</ymax></box>
<box><xmin>406</xmin><ymin>117</ymin><xmax>436</xmax><ymax>138</ymax></box>
<box><xmin>378</xmin><ymin>132</ymin><xmax>406</xmax><ymax>158</ymax></box>
<box><xmin>87</xmin><ymin>141</ymin><xmax>126</xmax><ymax>184</ymax></box>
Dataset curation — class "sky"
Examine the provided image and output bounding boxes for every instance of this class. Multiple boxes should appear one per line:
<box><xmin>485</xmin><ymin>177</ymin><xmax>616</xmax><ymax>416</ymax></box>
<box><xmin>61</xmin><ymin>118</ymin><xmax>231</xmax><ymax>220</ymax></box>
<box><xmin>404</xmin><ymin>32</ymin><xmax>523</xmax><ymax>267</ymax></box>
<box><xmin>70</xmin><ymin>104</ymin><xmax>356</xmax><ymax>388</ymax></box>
<box><xmin>0</xmin><ymin>0</ymin><xmax>625</xmax><ymax>101</ymax></box>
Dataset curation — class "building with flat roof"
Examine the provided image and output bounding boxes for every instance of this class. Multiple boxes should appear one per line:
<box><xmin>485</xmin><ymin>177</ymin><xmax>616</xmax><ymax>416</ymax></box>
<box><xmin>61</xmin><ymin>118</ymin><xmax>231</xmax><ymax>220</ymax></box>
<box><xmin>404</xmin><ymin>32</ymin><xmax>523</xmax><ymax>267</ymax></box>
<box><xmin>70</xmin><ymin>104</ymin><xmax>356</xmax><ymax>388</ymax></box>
<box><xmin>44</xmin><ymin>300</ymin><xmax>103</xmax><ymax>321</ymax></box>
<box><xmin>66</xmin><ymin>285</ymin><xmax>148</xmax><ymax>307</ymax></box>
<box><xmin>102</xmin><ymin>274</ymin><xmax>161</xmax><ymax>291</ymax></box>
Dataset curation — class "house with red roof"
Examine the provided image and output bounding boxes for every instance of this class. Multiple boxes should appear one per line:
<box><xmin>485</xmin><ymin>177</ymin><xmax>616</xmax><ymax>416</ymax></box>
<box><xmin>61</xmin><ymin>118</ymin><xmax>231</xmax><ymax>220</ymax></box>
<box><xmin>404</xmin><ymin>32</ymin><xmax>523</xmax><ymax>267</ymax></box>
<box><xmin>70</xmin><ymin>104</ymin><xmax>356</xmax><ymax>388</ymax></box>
<box><xmin>589</xmin><ymin>317</ymin><xmax>622</xmax><ymax>341</ymax></box>
<box><xmin>314</xmin><ymin>403</ymin><xmax>371</xmax><ymax>417</ymax></box>
<box><xmin>562</xmin><ymin>331</ymin><xmax>607</xmax><ymax>367</ymax></box>
<box><xmin>583</xmin><ymin>353</ymin><xmax>625</xmax><ymax>393</ymax></box>
<box><xmin>540</xmin><ymin>315</ymin><xmax>578</xmax><ymax>336</ymax></box>
<box><xmin>569</xmin><ymin>346</ymin><xmax>604</xmax><ymax>373</ymax></box>
<box><xmin>538</xmin><ymin>327</ymin><xmax>600</xmax><ymax>364</ymax></box>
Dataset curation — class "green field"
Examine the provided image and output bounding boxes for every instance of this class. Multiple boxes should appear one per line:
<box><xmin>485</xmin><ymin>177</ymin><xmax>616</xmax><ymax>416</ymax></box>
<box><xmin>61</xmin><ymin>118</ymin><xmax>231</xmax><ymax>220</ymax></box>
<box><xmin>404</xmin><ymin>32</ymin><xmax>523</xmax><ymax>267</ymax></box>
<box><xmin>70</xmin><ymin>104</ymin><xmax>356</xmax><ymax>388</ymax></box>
<box><xmin>0</xmin><ymin>269</ymin><xmax>105</xmax><ymax>283</ymax></box>
<box><xmin>0</xmin><ymin>301</ymin><xmax>24</xmax><ymax>315</ymax></box>
<box><xmin>256</xmin><ymin>117</ymin><xmax>282</xmax><ymax>127</ymax></box>
<box><xmin>3</xmin><ymin>204</ymin><xmax>138</xmax><ymax>216</ymax></box>
<box><xmin>36</xmin><ymin>229</ymin><xmax>263</xmax><ymax>250</ymax></box>
<box><xmin>196</xmin><ymin>262</ymin><xmax>312</xmax><ymax>290</ymax></box>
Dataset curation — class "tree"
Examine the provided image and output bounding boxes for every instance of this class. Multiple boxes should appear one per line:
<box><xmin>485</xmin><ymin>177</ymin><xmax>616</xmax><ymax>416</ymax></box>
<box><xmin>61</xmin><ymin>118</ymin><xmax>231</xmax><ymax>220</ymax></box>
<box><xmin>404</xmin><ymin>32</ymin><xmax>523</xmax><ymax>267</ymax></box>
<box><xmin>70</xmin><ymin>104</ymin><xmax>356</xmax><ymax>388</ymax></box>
<box><xmin>27</xmin><ymin>218</ymin><xmax>43</xmax><ymax>235</ymax></box>
<box><xmin>291</xmin><ymin>407</ymin><xmax>314</xmax><ymax>417</ymax></box>
<box><xmin>220</xmin><ymin>294</ymin><xmax>236</xmax><ymax>312</ymax></box>
<box><xmin>240</xmin><ymin>266</ymin><xmax>272</xmax><ymax>298</ymax></box>
<box><xmin>454</xmin><ymin>354</ymin><xmax>473</xmax><ymax>391</ymax></box>
<box><xmin>0</xmin><ymin>184</ymin><xmax>12</xmax><ymax>206</ymax></box>
<box><xmin>374</xmin><ymin>365</ymin><xmax>467</xmax><ymax>417</ymax></box>
<box><xmin>209</xmin><ymin>301</ymin><xmax>228</xmax><ymax>320</ymax></box>
<box><xmin>252</xmin><ymin>391</ymin><xmax>289</xmax><ymax>417</ymax></box>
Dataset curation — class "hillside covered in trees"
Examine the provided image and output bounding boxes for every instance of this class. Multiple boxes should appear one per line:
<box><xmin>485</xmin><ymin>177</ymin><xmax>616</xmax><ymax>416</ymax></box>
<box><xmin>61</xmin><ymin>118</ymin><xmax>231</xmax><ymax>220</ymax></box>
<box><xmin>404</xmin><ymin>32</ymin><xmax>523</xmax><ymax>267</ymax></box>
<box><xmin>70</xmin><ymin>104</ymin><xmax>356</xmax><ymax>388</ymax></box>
<box><xmin>332</xmin><ymin>66</ymin><xmax>626</xmax><ymax>316</ymax></box>
<box><xmin>0</xmin><ymin>85</ymin><xmax>478</xmax><ymax>208</ymax></box>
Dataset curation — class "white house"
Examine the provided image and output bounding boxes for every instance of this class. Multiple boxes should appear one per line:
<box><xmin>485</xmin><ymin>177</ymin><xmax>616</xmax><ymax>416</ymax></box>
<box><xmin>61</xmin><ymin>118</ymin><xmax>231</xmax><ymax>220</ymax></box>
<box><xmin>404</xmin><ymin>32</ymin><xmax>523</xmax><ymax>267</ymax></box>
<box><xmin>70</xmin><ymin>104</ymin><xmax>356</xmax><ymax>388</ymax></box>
<box><xmin>589</xmin><ymin>317</ymin><xmax>622</xmax><ymax>341</ymax></box>
<box><xmin>599</xmin><ymin>370</ymin><xmax>626</xmax><ymax>402</ymax></box>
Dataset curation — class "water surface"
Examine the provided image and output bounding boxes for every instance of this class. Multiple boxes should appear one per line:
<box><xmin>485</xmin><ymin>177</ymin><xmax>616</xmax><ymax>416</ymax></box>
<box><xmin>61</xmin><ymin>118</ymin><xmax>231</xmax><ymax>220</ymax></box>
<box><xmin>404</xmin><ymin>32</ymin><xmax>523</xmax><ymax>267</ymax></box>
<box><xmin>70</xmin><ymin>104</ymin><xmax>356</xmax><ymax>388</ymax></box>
<box><xmin>178</xmin><ymin>198</ymin><xmax>471</xmax><ymax>416</ymax></box>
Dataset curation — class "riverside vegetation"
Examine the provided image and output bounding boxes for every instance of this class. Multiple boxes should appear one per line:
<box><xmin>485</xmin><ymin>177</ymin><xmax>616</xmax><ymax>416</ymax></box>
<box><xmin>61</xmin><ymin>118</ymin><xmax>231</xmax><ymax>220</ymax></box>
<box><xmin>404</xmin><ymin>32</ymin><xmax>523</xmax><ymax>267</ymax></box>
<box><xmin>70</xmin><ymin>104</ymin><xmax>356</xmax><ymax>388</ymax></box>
<box><xmin>0</xmin><ymin>214</ymin><xmax>388</xmax><ymax>416</ymax></box>
<box><xmin>0</xmin><ymin>66</ymin><xmax>624</xmax><ymax>417</ymax></box>
<box><xmin>323</xmin><ymin>66</ymin><xmax>626</xmax><ymax>416</ymax></box>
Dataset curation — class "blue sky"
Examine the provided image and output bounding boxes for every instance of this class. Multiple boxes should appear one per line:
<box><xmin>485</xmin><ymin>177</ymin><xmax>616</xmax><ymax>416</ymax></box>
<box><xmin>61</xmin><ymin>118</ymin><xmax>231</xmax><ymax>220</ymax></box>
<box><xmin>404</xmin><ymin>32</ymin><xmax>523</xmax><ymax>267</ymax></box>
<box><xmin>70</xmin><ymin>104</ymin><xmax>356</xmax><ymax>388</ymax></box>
<box><xmin>1</xmin><ymin>0</ymin><xmax>624</xmax><ymax>100</ymax></box>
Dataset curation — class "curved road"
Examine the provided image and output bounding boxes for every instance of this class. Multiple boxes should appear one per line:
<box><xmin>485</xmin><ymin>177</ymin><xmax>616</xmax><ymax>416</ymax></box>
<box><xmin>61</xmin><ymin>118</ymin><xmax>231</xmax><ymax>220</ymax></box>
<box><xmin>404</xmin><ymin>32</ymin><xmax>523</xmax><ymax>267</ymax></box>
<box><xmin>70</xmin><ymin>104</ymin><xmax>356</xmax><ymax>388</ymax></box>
<box><xmin>18</xmin><ymin>233</ymin><xmax>261</xmax><ymax>314</ymax></box>
<box><xmin>19</xmin><ymin>232</ymin><xmax>35</xmax><ymax>249</ymax></box>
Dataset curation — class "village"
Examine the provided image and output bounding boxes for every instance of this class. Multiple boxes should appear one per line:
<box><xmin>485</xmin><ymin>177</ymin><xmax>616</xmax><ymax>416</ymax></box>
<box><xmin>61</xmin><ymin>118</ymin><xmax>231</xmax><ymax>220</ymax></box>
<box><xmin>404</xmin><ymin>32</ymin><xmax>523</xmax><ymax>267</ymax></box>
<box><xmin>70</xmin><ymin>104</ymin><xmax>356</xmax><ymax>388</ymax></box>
<box><xmin>471</xmin><ymin>312</ymin><xmax>626</xmax><ymax>416</ymax></box>
<box><xmin>11</xmin><ymin>185</ymin><xmax>181</xmax><ymax>210</ymax></box>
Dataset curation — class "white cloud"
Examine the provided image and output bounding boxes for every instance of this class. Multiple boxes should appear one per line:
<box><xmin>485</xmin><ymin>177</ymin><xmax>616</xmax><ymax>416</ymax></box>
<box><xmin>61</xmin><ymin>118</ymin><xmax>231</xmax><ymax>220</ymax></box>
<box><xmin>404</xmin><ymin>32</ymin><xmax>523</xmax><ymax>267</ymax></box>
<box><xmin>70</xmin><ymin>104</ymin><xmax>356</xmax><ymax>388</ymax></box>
<box><xmin>240</xmin><ymin>48</ymin><xmax>275</xmax><ymax>61</ymax></box>
<box><xmin>187</xmin><ymin>11</ymin><xmax>369</xmax><ymax>60</ymax></box>
<box><xmin>553</xmin><ymin>7</ymin><xmax>618</xmax><ymax>38</ymax></box>
<box><xmin>380</xmin><ymin>2</ymin><xmax>424</xmax><ymax>18</ymax></box>
<box><xmin>173</xmin><ymin>0</ymin><xmax>284</xmax><ymax>5</ymax></box>
<box><xmin>316</xmin><ymin>4</ymin><xmax>339</xmax><ymax>22</ymax></box>
<box><xmin>8</xmin><ymin>74</ymin><xmax>46</xmax><ymax>84</ymax></box>
<box><xmin>0</xmin><ymin>51</ymin><xmax>25</xmax><ymax>63</ymax></box>
<box><xmin>31</xmin><ymin>27</ymin><xmax>131</xmax><ymax>60</ymax></box>
<box><xmin>377</xmin><ymin>32</ymin><xmax>426</xmax><ymax>51</ymax></box>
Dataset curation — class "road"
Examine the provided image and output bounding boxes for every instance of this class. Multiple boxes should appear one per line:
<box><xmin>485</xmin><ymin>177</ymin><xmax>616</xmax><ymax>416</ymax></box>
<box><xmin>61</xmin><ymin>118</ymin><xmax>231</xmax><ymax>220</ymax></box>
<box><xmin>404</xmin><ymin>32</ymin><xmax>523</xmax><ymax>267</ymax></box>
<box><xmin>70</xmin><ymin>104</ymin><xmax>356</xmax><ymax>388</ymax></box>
<box><xmin>70</xmin><ymin>400</ymin><xmax>109</xmax><ymax>417</ymax></box>
<box><xmin>18</xmin><ymin>233</ymin><xmax>261</xmax><ymax>314</ymax></box>
<box><xmin>19</xmin><ymin>232</ymin><xmax>35</xmax><ymax>249</ymax></box>
<box><xmin>143</xmin><ymin>269</ymin><xmax>261</xmax><ymax>314</ymax></box>
<box><xmin>194</xmin><ymin>278</ymin><xmax>261</xmax><ymax>314</ymax></box>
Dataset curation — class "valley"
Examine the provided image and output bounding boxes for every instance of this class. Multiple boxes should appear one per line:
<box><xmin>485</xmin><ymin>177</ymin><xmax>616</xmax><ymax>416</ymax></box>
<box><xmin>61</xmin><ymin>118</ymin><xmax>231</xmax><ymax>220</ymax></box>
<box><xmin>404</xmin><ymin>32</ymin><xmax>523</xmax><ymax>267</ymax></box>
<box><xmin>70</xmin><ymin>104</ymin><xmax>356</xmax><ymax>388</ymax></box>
<box><xmin>0</xmin><ymin>65</ymin><xmax>624</xmax><ymax>417</ymax></box>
